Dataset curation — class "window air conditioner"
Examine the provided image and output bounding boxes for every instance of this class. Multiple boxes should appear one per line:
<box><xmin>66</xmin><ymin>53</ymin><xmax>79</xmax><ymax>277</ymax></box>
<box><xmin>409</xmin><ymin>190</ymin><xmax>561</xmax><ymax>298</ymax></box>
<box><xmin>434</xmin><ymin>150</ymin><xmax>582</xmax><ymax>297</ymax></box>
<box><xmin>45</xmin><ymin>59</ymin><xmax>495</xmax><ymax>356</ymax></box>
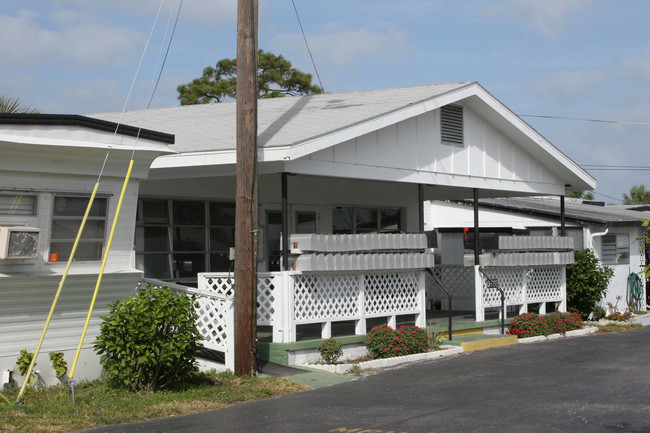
<box><xmin>0</xmin><ymin>226</ymin><xmax>41</xmax><ymax>259</ymax></box>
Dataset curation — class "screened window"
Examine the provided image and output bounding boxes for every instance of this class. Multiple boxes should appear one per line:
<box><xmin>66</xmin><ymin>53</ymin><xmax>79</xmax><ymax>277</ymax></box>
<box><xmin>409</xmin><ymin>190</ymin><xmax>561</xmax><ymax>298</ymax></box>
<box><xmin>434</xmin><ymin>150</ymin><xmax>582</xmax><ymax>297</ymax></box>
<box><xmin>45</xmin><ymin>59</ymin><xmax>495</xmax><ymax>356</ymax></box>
<box><xmin>0</xmin><ymin>193</ymin><xmax>36</xmax><ymax>215</ymax></box>
<box><xmin>332</xmin><ymin>207</ymin><xmax>402</xmax><ymax>234</ymax></box>
<box><xmin>440</xmin><ymin>104</ymin><xmax>464</xmax><ymax>147</ymax></box>
<box><xmin>50</xmin><ymin>195</ymin><xmax>108</xmax><ymax>261</ymax></box>
<box><xmin>601</xmin><ymin>234</ymin><xmax>629</xmax><ymax>265</ymax></box>
<box><xmin>135</xmin><ymin>199</ymin><xmax>236</xmax><ymax>282</ymax></box>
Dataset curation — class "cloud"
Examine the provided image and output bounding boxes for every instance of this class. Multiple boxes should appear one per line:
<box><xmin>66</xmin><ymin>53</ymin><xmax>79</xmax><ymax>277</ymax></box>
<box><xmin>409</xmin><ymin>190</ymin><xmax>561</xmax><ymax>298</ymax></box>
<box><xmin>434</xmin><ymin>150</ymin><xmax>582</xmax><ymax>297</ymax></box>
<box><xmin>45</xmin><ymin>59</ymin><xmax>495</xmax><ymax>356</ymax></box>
<box><xmin>528</xmin><ymin>69</ymin><xmax>607</xmax><ymax>101</ymax></box>
<box><xmin>480</xmin><ymin>0</ymin><xmax>595</xmax><ymax>38</ymax></box>
<box><xmin>0</xmin><ymin>10</ymin><xmax>144</xmax><ymax>70</ymax></box>
<box><xmin>272</xmin><ymin>22</ymin><xmax>410</xmax><ymax>69</ymax></box>
<box><xmin>53</xmin><ymin>0</ymin><xmax>236</xmax><ymax>29</ymax></box>
<box><xmin>618</xmin><ymin>57</ymin><xmax>650</xmax><ymax>83</ymax></box>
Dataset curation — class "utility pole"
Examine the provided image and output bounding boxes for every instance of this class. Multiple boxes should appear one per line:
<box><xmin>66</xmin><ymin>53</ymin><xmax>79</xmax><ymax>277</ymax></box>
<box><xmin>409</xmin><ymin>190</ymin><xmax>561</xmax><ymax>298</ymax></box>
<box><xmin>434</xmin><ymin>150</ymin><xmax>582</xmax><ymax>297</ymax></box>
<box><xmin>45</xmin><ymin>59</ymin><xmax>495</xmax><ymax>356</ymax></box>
<box><xmin>234</xmin><ymin>0</ymin><xmax>258</xmax><ymax>376</ymax></box>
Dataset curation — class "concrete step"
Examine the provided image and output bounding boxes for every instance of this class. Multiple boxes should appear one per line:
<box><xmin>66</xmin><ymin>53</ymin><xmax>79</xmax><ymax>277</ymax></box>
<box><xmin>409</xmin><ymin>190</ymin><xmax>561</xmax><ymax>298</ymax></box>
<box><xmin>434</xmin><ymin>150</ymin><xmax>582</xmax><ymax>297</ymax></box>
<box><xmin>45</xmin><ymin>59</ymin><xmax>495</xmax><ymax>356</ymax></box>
<box><xmin>445</xmin><ymin>334</ymin><xmax>518</xmax><ymax>352</ymax></box>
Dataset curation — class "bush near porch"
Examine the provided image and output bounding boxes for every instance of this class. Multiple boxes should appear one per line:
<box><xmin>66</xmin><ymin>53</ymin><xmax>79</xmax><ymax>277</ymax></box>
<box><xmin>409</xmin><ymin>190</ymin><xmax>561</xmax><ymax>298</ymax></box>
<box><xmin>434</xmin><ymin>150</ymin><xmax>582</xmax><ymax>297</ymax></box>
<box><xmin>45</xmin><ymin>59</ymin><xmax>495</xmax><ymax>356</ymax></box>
<box><xmin>566</xmin><ymin>248</ymin><xmax>613</xmax><ymax>319</ymax></box>
<box><xmin>365</xmin><ymin>324</ymin><xmax>431</xmax><ymax>359</ymax></box>
<box><xmin>507</xmin><ymin>312</ymin><xmax>583</xmax><ymax>338</ymax></box>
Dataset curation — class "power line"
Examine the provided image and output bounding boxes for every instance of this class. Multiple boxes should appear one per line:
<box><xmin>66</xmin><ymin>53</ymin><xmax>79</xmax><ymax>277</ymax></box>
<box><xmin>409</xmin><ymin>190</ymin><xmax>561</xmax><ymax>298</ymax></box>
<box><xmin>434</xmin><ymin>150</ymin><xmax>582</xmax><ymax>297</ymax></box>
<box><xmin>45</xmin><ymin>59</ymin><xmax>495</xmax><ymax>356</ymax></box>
<box><xmin>519</xmin><ymin>114</ymin><xmax>650</xmax><ymax>125</ymax></box>
<box><xmin>291</xmin><ymin>0</ymin><xmax>325</xmax><ymax>92</ymax></box>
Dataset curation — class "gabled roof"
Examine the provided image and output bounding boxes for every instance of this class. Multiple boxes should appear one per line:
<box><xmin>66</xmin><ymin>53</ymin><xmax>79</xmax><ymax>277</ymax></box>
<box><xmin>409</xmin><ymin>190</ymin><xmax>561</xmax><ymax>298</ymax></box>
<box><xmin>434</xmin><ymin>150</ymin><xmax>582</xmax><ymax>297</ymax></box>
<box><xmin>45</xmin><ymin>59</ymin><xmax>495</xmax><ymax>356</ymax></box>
<box><xmin>91</xmin><ymin>82</ymin><xmax>594</xmax><ymax>191</ymax></box>
<box><xmin>472</xmin><ymin>197</ymin><xmax>650</xmax><ymax>228</ymax></box>
<box><xmin>92</xmin><ymin>82</ymin><xmax>470</xmax><ymax>155</ymax></box>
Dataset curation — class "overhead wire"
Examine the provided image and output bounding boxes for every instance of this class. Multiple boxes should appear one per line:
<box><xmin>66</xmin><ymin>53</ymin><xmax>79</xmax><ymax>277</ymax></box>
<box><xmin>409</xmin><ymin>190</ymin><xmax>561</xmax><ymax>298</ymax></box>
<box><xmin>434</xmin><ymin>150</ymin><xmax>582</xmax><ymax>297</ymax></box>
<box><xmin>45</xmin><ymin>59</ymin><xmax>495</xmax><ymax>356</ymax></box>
<box><xmin>14</xmin><ymin>0</ymin><xmax>183</xmax><ymax>404</ymax></box>
<box><xmin>519</xmin><ymin>114</ymin><xmax>650</xmax><ymax>126</ymax></box>
<box><xmin>291</xmin><ymin>0</ymin><xmax>325</xmax><ymax>92</ymax></box>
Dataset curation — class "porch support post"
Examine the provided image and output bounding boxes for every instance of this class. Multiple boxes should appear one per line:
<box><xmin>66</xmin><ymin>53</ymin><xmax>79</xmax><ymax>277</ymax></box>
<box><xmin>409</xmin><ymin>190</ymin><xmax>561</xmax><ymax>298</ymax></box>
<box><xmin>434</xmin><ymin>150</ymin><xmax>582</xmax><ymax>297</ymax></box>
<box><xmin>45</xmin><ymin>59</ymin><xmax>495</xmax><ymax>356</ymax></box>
<box><xmin>474</xmin><ymin>265</ymin><xmax>484</xmax><ymax>322</ymax></box>
<box><xmin>282</xmin><ymin>172</ymin><xmax>289</xmax><ymax>271</ymax></box>
<box><xmin>418</xmin><ymin>184</ymin><xmax>425</xmax><ymax>232</ymax></box>
<box><xmin>560</xmin><ymin>195</ymin><xmax>566</xmax><ymax>236</ymax></box>
<box><xmin>473</xmin><ymin>188</ymin><xmax>480</xmax><ymax>266</ymax></box>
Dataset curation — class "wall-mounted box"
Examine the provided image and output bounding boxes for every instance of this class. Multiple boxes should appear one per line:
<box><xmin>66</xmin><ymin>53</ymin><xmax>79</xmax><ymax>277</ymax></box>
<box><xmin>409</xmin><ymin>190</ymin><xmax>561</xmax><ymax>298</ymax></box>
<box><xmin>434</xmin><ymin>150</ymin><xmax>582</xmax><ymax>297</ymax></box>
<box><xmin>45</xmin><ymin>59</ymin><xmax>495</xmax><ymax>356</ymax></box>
<box><xmin>0</xmin><ymin>226</ymin><xmax>41</xmax><ymax>259</ymax></box>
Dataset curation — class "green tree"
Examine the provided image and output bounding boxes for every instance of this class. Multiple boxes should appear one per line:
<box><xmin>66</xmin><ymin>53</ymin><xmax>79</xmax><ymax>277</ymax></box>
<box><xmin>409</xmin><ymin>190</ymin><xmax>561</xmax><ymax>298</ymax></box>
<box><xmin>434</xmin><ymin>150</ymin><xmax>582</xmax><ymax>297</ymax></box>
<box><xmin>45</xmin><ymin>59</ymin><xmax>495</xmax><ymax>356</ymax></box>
<box><xmin>0</xmin><ymin>95</ymin><xmax>39</xmax><ymax>113</ymax></box>
<box><xmin>566</xmin><ymin>190</ymin><xmax>594</xmax><ymax>200</ymax></box>
<box><xmin>623</xmin><ymin>184</ymin><xmax>650</xmax><ymax>205</ymax></box>
<box><xmin>177</xmin><ymin>50</ymin><xmax>323</xmax><ymax>105</ymax></box>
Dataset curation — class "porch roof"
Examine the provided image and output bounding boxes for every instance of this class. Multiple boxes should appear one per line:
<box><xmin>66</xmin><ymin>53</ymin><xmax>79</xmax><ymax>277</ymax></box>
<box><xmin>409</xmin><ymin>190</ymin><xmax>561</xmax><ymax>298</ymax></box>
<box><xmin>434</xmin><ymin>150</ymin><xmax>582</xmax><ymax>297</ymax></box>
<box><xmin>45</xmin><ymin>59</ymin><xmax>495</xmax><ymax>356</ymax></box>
<box><xmin>470</xmin><ymin>197</ymin><xmax>650</xmax><ymax>228</ymax></box>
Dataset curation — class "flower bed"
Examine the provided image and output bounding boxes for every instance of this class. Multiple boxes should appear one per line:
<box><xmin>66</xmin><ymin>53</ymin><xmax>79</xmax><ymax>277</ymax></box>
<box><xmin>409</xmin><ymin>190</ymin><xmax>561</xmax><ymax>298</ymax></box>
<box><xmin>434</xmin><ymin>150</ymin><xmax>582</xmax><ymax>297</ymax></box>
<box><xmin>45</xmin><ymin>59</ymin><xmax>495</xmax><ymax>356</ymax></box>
<box><xmin>507</xmin><ymin>312</ymin><xmax>583</xmax><ymax>338</ymax></box>
<box><xmin>305</xmin><ymin>345</ymin><xmax>464</xmax><ymax>375</ymax></box>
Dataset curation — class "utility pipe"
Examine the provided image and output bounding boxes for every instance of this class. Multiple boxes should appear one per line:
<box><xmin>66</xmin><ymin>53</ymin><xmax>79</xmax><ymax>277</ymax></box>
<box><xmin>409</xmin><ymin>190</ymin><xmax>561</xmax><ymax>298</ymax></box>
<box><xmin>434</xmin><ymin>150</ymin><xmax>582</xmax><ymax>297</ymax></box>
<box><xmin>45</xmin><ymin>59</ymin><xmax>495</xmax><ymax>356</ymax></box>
<box><xmin>69</xmin><ymin>159</ymin><xmax>134</xmax><ymax>380</ymax></box>
<box><xmin>16</xmin><ymin>183</ymin><xmax>101</xmax><ymax>403</ymax></box>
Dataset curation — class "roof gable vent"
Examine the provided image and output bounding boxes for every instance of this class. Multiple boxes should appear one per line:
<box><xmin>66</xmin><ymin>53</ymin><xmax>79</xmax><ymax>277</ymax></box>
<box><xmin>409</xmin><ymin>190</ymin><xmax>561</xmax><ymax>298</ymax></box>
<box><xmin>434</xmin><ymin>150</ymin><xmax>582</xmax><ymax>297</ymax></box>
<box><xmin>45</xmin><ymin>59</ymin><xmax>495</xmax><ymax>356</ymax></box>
<box><xmin>441</xmin><ymin>104</ymin><xmax>464</xmax><ymax>146</ymax></box>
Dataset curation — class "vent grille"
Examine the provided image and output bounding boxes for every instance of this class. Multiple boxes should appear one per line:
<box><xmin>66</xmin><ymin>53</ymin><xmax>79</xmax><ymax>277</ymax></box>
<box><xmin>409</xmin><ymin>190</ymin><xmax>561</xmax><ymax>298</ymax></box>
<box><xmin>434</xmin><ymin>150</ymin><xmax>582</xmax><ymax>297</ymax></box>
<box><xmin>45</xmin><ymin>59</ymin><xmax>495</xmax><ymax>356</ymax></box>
<box><xmin>441</xmin><ymin>104</ymin><xmax>463</xmax><ymax>146</ymax></box>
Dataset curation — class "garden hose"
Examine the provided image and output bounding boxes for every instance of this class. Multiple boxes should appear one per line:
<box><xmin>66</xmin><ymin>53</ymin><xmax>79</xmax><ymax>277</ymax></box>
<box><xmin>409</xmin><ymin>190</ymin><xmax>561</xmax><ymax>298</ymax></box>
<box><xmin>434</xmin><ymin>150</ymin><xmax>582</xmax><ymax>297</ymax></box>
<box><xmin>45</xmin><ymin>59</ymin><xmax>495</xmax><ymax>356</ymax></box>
<box><xmin>627</xmin><ymin>273</ymin><xmax>644</xmax><ymax>312</ymax></box>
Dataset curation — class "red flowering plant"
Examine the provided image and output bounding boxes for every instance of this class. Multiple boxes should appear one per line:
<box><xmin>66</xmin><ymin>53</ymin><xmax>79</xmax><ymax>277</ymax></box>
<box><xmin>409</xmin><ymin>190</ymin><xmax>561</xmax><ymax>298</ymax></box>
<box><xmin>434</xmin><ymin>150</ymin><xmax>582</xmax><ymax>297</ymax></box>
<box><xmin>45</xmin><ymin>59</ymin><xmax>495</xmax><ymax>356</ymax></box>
<box><xmin>365</xmin><ymin>324</ymin><xmax>430</xmax><ymax>359</ymax></box>
<box><xmin>606</xmin><ymin>306</ymin><xmax>635</xmax><ymax>322</ymax></box>
<box><xmin>507</xmin><ymin>312</ymin><xmax>583</xmax><ymax>338</ymax></box>
<box><xmin>318</xmin><ymin>338</ymin><xmax>344</xmax><ymax>364</ymax></box>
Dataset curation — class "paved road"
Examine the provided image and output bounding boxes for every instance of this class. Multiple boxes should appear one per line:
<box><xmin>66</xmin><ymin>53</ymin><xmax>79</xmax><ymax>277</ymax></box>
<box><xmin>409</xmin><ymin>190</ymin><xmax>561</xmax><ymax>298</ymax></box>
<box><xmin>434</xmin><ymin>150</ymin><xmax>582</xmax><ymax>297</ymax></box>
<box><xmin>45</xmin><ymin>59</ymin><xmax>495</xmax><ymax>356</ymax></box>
<box><xmin>86</xmin><ymin>327</ymin><xmax>650</xmax><ymax>433</ymax></box>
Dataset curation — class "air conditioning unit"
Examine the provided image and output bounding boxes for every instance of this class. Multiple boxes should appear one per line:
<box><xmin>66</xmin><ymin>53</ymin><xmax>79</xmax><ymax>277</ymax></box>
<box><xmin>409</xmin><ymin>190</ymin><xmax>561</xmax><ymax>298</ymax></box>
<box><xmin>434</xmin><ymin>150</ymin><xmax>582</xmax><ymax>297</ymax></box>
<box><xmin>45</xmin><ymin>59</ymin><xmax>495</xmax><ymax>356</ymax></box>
<box><xmin>0</xmin><ymin>226</ymin><xmax>41</xmax><ymax>259</ymax></box>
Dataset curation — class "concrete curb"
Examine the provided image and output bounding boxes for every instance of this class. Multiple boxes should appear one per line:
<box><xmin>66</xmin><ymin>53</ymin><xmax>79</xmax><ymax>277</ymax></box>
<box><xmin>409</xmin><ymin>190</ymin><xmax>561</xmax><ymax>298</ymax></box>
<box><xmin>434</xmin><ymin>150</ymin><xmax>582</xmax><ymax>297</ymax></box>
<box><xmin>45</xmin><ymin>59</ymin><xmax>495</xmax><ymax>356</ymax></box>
<box><xmin>302</xmin><ymin>345</ymin><xmax>465</xmax><ymax>375</ymax></box>
<box><xmin>517</xmin><ymin>326</ymin><xmax>598</xmax><ymax>344</ymax></box>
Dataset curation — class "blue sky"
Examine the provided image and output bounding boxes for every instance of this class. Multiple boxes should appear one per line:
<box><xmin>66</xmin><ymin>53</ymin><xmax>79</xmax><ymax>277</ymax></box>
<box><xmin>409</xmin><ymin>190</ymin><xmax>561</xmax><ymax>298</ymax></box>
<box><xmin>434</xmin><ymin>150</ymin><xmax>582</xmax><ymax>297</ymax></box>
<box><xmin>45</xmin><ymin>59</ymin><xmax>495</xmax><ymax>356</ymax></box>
<box><xmin>1</xmin><ymin>0</ymin><xmax>649</xmax><ymax>203</ymax></box>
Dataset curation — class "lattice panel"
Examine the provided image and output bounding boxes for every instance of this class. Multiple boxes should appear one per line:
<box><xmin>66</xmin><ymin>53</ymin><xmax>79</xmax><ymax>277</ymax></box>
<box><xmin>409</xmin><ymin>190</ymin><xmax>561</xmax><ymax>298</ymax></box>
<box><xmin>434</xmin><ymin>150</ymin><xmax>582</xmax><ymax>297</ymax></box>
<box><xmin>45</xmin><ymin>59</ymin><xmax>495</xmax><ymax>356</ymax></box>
<box><xmin>482</xmin><ymin>267</ymin><xmax>524</xmax><ymax>306</ymax></box>
<box><xmin>365</xmin><ymin>272</ymin><xmax>419</xmax><ymax>314</ymax></box>
<box><xmin>203</xmin><ymin>276</ymin><xmax>235</xmax><ymax>298</ymax></box>
<box><xmin>429</xmin><ymin>266</ymin><xmax>475</xmax><ymax>297</ymax></box>
<box><xmin>526</xmin><ymin>267</ymin><xmax>563</xmax><ymax>301</ymax></box>
<box><xmin>257</xmin><ymin>274</ymin><xmax>276</xmax><ymax>325</ymax></box>
<box><xmin>194</xmin><ymin>296</ymin><xmax>230</xmax><ymax>351</ymax></box>
<box><xmin>293</xmin><ymin>274</ymin><xmax>359</xmax><ymax>321</ymax></box>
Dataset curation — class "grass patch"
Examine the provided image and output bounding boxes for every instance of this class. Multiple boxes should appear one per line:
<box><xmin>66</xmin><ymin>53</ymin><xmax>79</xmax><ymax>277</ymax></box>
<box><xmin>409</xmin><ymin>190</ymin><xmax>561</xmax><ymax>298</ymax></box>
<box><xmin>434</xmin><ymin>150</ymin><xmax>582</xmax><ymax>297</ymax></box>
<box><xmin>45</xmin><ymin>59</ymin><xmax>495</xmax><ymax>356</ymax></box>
<box><xmin>595</xmin><ymin>322</ymin><xmax>644</xmax><ymax>333</ymax></box>
<box><xmin>0</xmin><ymin>371</ymin><xmax>310</xmax><ymax>432</ymax></box>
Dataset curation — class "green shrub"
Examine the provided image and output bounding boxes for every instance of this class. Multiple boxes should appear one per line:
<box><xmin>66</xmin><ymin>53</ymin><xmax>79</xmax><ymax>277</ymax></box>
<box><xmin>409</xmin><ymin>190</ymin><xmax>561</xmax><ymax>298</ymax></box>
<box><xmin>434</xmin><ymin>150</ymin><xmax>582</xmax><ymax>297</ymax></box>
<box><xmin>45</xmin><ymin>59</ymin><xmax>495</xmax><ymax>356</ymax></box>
<box><xmin>566</xmin><ymin>249</ymin><xmax>613</xmax><ymax>319</ymax></box>
<box><xmin>545</xmin><ymin>312</ymin><xmax>583</xmax><ymax>334</ymax></box>
<box><xmin>16</xmin><ymin>350</ymin><xmax>36</xmax><ymax>386</ymax></box>
<box><xmin>365</xmin><ymin>324</ymin><xmax>430</xmax><ymax>359</ymax></box>
<box><xmin>94</xmin><ymin>284</ymin><xmax>203</xmax><ymax>392</ymax></box>
<box><xmin>318</xmin><ymin>338</ymin><xmax>343</xmax><ymax>364</ymax></box>
<box><xmin>507</xmin><ymin>312</ymin><xmax>583</xmax><ymax>338</ymax></box>
<box><xmin>591</xmin><ymin>305</ymin><xmax>607</xmax><ymax>320</ymax></box>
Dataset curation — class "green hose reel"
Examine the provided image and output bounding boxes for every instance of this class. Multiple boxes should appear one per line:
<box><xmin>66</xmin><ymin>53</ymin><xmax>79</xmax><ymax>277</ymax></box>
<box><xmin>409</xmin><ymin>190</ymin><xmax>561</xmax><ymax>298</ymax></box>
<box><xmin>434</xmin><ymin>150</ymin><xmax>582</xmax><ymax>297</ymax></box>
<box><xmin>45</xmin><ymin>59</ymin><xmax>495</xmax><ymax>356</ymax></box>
<box><xmin>627</xmin><ymin>272</ymin><xmax>645</xmax><ymax>312</ymax></box>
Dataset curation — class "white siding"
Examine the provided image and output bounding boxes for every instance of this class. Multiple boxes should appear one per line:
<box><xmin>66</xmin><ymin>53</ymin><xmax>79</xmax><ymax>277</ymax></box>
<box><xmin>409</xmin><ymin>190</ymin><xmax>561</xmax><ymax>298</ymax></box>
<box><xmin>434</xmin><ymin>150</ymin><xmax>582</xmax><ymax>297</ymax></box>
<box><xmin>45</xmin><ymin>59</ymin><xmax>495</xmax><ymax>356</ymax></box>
<box><xmin>0</xmin><ymin>272</ymin><xmax>141</xmax><ymax>386</ymax></box>
<box><xmin>304</xmin><ymin>105</ymin><xmax>566</xmax><ymax>195</ymax></box>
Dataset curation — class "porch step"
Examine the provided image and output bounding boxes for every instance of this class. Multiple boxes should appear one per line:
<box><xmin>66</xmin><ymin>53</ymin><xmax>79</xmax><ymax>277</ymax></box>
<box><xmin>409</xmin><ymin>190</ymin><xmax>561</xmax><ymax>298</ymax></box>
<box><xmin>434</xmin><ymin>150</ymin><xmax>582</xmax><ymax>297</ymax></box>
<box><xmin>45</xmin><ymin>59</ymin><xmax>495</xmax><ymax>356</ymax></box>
<box><xmin>445</xmin><ymin>334</ymin><xmax>518</xmax><ymax>352</ymax></box>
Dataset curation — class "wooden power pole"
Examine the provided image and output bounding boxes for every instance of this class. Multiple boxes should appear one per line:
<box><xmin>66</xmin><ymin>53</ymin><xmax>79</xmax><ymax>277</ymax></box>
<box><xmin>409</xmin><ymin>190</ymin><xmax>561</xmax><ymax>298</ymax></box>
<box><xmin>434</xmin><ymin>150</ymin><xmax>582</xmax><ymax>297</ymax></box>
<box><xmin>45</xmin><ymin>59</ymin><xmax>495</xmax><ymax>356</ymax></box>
<box><xmin>234</xmin><ymin>0</ymin><xmax>258</xmax><ymax>376</ymax></box>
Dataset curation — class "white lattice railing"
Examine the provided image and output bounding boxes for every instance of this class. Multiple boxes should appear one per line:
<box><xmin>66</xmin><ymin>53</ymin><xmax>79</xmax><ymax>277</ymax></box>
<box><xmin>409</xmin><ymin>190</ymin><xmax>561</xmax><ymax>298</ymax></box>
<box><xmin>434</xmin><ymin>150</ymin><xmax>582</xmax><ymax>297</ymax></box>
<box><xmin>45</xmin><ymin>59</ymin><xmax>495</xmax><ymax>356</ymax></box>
<box><xmin>140</xmin><ymin>278</ymin><xmax>235</xmax><ymax>371</ymax></box>
<box><xmin>476</xmin><ymin>265</ymin><xmax>566</xmax><ymax>322</ymax></box>
<box><xmin>197</xmin><ymin>270</ymin><xmax>426</xmax><ymax>344</ymax></box>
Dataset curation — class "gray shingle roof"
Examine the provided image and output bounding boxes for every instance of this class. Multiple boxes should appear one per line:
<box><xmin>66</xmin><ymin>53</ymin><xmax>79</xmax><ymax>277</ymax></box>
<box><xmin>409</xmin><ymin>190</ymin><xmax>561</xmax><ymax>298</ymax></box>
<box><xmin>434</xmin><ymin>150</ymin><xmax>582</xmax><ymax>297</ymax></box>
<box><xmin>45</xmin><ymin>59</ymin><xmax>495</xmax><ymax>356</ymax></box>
<box><xmin>91</xmin><ymin>82</ymin><xmax>472</xmax><ymax>153</ymax></box>
<box><xmin>475</xmin><ymin>197</ymin><xmax>650</xmax><ymax>227</ymax></box>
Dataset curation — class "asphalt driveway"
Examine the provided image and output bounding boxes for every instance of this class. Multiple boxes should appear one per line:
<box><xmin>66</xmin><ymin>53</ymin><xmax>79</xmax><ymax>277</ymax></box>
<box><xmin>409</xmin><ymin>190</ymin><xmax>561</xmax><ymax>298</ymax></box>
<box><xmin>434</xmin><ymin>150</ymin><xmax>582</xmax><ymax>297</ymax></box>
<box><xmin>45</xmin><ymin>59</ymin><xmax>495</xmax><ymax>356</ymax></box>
<box><xmin>85</xmin><ymin>326</ymin><xmax>650</xmax><ymax>433</ymax></box>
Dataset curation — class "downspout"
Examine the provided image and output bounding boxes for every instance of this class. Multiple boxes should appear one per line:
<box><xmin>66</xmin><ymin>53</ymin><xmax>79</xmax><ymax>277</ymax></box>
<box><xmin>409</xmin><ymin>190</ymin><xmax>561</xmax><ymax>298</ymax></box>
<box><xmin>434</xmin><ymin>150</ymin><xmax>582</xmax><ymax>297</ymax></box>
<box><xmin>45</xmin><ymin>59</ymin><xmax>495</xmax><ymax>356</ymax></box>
<box><xmin>589</xmin><ymin>227</ymin><xmax>609</xmax><ymax>250</ymax></box>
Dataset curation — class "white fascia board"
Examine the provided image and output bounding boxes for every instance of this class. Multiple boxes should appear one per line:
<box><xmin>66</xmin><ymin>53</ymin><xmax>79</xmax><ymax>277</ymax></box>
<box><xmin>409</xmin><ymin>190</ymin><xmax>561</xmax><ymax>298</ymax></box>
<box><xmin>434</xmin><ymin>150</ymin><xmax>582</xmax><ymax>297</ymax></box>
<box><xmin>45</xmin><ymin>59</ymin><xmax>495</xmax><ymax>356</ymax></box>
<box><xmin>470</xmin><ymin>87</ymin><xmax>596</xmax><ymax>189</ymax></box>
<box><xmin>286</xmin><ymin>158</ymin><xmax>567</xmax><ymax>196</ymax></box>
<box><xmin>283</xmin><ymin>84</ymin><xmax>478</xmax><ymax>161</ymax></box>
<box><xmin>151</xmin><ymin>150</ymin><xmax>236</xmax><ymax>169</ymax></box>
<box><xmin>0</xmin><ymin>133</ymin><xmax>174</xmax><ymax>154</ymax></box>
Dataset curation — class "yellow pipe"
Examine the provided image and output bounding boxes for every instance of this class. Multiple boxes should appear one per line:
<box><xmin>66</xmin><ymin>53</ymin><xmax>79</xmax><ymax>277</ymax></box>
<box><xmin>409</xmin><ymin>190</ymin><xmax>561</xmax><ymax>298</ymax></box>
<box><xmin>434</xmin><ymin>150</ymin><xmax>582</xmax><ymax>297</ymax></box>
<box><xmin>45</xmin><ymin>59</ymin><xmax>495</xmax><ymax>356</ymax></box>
<box><xmin>69</xmin><ymin>159</ymin><xmax>134</xmax><ymax>379</ymax></box>
<box><xmin>16</xmin><ymin>183</ymin><xmax>100</xmax><ymax>402</ymax></box>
